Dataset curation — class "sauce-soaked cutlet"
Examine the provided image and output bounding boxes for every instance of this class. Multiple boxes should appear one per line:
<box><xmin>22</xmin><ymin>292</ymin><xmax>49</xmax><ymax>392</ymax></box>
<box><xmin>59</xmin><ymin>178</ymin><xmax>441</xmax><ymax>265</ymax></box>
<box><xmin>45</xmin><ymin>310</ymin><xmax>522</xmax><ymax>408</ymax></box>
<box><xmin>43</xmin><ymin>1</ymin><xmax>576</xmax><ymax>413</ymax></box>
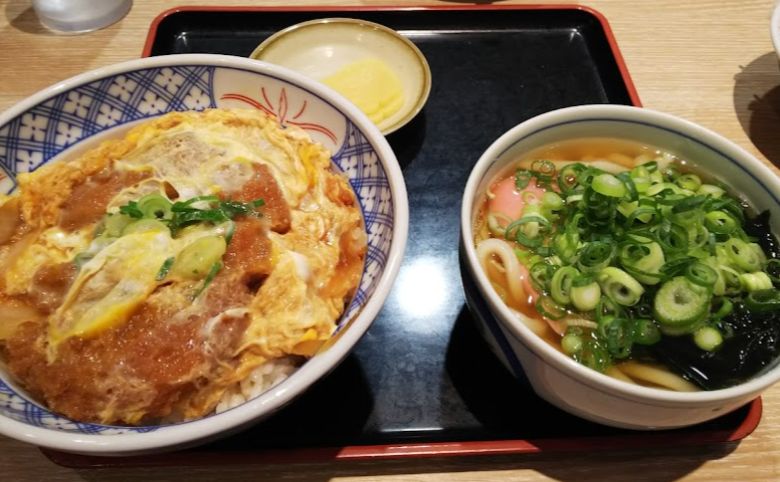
<box><xmin>231</xmin><ymin>163</ymin><xmax>291</xmax><ymax>233</ymax></box>
<box><xmin>58</xmin><ymin>170</ymin><xmax>149</xmax><ymax>231</ymax></box>
<box><xmin>4</xmin><ymin>198</ymin><xmax>282</xmax><ymax>423</ymax></box>
<box><xmin>3</xmin><ymin>269</ymin><xmax>253</xmax><ymax>424</ymax></box>
<box><xmin>223</xmin><ymin>217</ymin><xmax>273</xmax><ymax>289</ymax></box>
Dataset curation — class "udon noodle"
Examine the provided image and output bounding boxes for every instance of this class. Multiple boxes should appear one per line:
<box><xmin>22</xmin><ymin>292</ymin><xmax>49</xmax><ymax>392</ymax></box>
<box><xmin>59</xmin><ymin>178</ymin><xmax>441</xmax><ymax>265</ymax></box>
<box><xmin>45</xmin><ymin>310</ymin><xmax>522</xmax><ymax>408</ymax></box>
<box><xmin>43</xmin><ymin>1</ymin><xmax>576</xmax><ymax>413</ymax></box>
<box><xmin>474</xmin><ymin>138</ymin><xmax>780</xmax><ymax>391</ymax></box>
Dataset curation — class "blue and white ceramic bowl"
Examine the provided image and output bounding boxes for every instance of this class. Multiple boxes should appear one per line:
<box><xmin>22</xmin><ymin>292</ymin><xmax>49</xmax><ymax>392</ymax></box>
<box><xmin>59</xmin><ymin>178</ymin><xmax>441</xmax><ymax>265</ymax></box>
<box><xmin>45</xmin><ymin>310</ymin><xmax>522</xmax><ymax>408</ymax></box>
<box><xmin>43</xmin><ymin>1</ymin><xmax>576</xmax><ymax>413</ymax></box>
<box><xmin>460</xmin><ymin>104</ymin><xmax>780</xmax><ymax>430</ymax></box>
<box><xmin>0</xmin><ymin>54</ymin><xmax>408</xmax><ymax>454</ymax></box>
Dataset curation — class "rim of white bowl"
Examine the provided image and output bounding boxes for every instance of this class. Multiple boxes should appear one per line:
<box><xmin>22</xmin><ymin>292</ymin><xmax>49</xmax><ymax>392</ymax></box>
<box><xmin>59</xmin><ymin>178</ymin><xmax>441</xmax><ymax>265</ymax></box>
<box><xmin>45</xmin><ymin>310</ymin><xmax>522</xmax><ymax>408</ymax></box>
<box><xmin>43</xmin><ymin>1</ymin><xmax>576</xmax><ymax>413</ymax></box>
<box><xmin>0</xmin><ymin>54</ymin><xmax>409</xmax><ymax>454</ymax></box>
<box><xmin>461</xmin><ymin>103</ymin><xmax>780</xmax><ymax>406</ymax></box>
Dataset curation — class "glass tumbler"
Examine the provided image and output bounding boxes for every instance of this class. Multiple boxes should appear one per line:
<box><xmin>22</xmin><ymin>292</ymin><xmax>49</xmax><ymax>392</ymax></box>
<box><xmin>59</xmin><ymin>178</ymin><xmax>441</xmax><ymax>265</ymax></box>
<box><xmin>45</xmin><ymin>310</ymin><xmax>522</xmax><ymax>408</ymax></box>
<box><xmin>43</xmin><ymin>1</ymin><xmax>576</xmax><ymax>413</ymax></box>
<box><xmin>32</xmin><ymin>0</ymin><xmax>132</xmax><ymax>34</ymax></box>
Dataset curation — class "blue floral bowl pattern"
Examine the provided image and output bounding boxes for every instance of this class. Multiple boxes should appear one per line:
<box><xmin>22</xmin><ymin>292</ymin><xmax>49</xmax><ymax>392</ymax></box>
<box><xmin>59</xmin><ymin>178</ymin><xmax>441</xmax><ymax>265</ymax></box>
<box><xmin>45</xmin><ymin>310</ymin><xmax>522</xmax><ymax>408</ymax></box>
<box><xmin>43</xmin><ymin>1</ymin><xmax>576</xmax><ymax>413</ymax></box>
<box><xmin>0</xmin><ymin>55</ymin><xmax>407</xmax><ymax>454</ymax></box>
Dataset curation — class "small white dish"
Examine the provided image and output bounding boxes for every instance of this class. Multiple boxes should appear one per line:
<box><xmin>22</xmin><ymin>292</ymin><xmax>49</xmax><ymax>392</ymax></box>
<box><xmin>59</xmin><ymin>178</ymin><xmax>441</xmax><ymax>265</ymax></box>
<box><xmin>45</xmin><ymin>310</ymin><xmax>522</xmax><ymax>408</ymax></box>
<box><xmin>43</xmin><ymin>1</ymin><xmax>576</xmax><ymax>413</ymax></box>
<box><xmin>251</xmin><ymin>18</ymin><xmax>431</xmax><ymax>135</ymax></box>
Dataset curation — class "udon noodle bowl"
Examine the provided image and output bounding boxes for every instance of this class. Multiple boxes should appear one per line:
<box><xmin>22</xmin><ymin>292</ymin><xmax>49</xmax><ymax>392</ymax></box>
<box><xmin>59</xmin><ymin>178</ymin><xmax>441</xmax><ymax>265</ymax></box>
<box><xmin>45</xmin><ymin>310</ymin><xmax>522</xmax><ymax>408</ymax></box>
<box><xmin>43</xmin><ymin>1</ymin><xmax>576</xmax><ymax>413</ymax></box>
<box><xmin>0</xmin><ymin>109</ymin><xmax>366</xmax><ymax>425</ymax></box>
<box><xmin>473</xmin><ymin>137</ymin><xmax>780</xmax><ymax>392</ymax></box>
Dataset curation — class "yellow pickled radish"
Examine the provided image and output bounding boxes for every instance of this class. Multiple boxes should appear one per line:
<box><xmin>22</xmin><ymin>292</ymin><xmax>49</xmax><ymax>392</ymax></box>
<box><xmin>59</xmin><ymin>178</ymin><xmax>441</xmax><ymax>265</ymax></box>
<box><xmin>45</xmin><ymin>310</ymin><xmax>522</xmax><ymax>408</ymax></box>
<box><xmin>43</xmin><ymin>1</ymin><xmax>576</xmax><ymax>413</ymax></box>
<box><xmin>322</xmin><ymin>58</ymin><xmax>405</xmax><ymax>124</ymax></box>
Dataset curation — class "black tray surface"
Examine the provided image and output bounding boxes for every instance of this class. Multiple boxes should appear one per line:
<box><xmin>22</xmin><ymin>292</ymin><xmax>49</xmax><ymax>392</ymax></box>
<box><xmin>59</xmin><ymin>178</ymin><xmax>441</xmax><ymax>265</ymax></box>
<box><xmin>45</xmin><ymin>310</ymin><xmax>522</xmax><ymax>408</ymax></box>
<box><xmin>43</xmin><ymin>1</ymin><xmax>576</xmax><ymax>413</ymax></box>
<box><xmin>133</xmin><ymin>7</ymin><xmax>748</xmax><ymax>454</ymax></box>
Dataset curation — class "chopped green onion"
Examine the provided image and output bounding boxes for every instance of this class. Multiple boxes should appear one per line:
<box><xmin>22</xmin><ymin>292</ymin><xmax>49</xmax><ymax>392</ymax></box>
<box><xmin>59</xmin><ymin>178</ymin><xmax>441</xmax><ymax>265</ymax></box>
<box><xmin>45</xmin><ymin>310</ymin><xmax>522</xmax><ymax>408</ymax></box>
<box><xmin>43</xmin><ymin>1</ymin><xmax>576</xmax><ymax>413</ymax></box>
<box><xmin>156</xmin><ymin>256</ymin><xmax>175</xmax><ymax>281</ymax></box>
<box><xmin>223</xmin><ymin>220</ymin><xmax>236</xmax><ymax>245</ymax></box>
<box><xmin>653</xmin><ymin>276</ymin><xmax>710</xmax><ymax>334</ymax></box>
<box><xmin>535</xmin><ymin>295</ymin><xmax>567</xmax><ymax>320</ymax></box>
<box><xmin>641</xmin><ymin>160</ymin><xmax>659</xmax><ymax>173</ymax></box>
<box><xmin>632</xmin><ymin>318</ymin><xmax>661</xmax><ymax>345</ymax></box>
<box><xmin>618</xmin><ymin>239</ymin><xmax>664</xmax><ymax>285</ymax></box>
<box><xmin>708</xmin><ymin>197</ymin><xmax>745</xmax><ymax>223</ymax></box>
<box><xmin>598</xmin><ymin>316</ymin><xmax>633</xmax><ymax>358</ymax></box>
<box><xmin>724</xmin><ymin>238</ymin><xmax>763</xmax><ymax>272</ymax></box>
<box><xmin>710</xmin><ymin>297</ymin><xmax>734</xmax><ymax>320</ymax></box>
<box><xmin>122</xmin><ymin>219</ymin><xmax>169</xmax><ymax>235</ymax></box>
<box><xmin>193</xmin><ymin>261</ymin><xmax>222</xmax><ymax>299</ymax></box>
<box><xmin>541</xmin><ymin>191</ymin><xmax>564</xmax><ymax>213</ymax></box>
<box><xmin>617</xmin><ymin>172</ymin><xmax>638</xmax><ymax>201</ymax></box>
<box><xmin>550</xmin><ymin>266</ymin><xmax>579</xmax><ymax>305</ymax></box>
<box><xmin>592</xmin><ymin>173</ymin><xmax>626</xmax><ymax>198</ymax></box>
<box><xmin>117</xmin><ymin>195</ymin><xmax>265</xmax><ymax>238</ymax></box>
<box><xmin>661</xmin><ymin>255</ymin><xmax>696</xmax><ymax>279</ymax></box>
<box><xmin>671</xmin><ymin>194</ymin><xmax>707</xmax><ymax>214</ymax></box>
<box><xmin>529</xmin><ymin>262</ymin><xmax>555</xmax><ymax>292</ymax></box>
<box><xmin>577</xmin><ymin>241</ymin><xmax>616</xmax><ymax>274</ymax></box>
<box><xmin>744</xmin><ymin>289</ymin><xmax>780</xmax><ymax>312</ymax></box>
<box><xmin>572</xmin><ymin>337</ymin><xmax>612</xmax><ymax>372</ymax></box>
<box><xmin>561</xmin><ymin>331</ymin><xmax>584</xmax><ymax>355</ymax></box>
<box><xmin>103</xmin><ymin>213</ymin><xmax>134</xmax><ymax>237</ymax></box>
<box><xmin>687</xmin><ymin>224</ymin><xmax>709</xmax><ymax>249</ymax></box>
<box><xmin>484</xmin><ymin>156</ymin><xmax>780</xmax><ymax>374</ymax></box>
<box><xmin>685</xmin><ymin>261</ymin><xmax>718</xmax><ymax>288</ymax></box>
<box><xmin>552</xmin><ymin>231</ymin><xmax>580</xmax><ymax>264</ymax></box>
<box><xmin>663</xmin><ymin>165</ymin><xmax>681</xmax><ymax>181</ymax></box>
<box><xmin>676</xmin><ymin>173</ymin><xmax>702</xmax><ymax>192</ymax></box>
<box><xmin>648</xmin><ymin>169</ymin><xmax>664</xmax><ymax>184</ymax></box>
<box><xmin>172</xmin><ymin>236</ymin><xmax>228</xmax><ymax>280</ymax></box>
<box><xmin>624</xmin><ymin>202</ymin><xmax>657</xmax><ymax>226</ymax></box>
<box><xmin>617</xmin><ymin>200</ymin><xmax>638</xmax><ymax>219</ymax></box>
<box><xmin>718</xmin><ymin>264</ymin><xmax>743</xmax><ymax>295</ymax></box>
<box><xmin>646</xmin><ymin>182</ymin><xmax>681</xmax><ymax>197</ymax></box>
<box><xmin>505</xmin><ymin>215</ymin><xmax>551</xmax><ymax>249</ymax></box>
<box><xmin>174</xmin><ymin>195</ymin><xmax>220</xmax><ymax>210</ymax></box>
<box><xmin>739</xmin><ymin>271</ymin><xmax>773</xmax><ymax>292</ymax></box>
<box><xmin>655</xmin><ymin>222</ymin><xmax>689</xmax><ymax>253</ymax></box>
<box><xmin>704</xmin><ymin>210</ymin><xmax>738</xmax><ymax>235</ymax></box>
<box><xmin>693</xmin><ymin>326</ymin><xmax>723</xmax><ymax>352</ymax></box>
<box><xmin>633</xmin><ymin>176</ymin><xmax>651</xmax><ymax>194</ymax></box>
<box><xmin>570</xmin><ymin>281</ymin><xmax>601</xmax><ymax>312</ymax></box>
<box><xmin>597</xmin><ymin>267</ymin><xmax>645</xmax><ymax>306</ymax></box>
<box><xmin>73</xmin><ymin>252</ymin><xmax>94</xmax><ymax>269</ymax></box>
<box><xmin>595</xmin><ymin>296</ymin><xmax>625</xmax><ymax>323</ymax></box>
<box><xmin>697</xmin><ymin>184</ymin><xmax>725</xmax><ymax>198</ymax></box>
<box><xmin>630</xmin><ymin>164</ymin><xmax>650</xmax><ymax>179</ymax></box>
<box><xmin>515</xmin><ymin>169</ymin><xmax>532</xmax><ymax>189</ymax></box>
<box><xmin>137</xmin><ymin>193</ymin><xmax>173</xmax><ymax>220</ymax></box>
<box><xmin>557</xmin><ymin>163</ymin><xmax>585</xmax><ymax>194</ymax></box>
<box><xmin>119</xmin><ymin>201</ymin><xmax>144</xmax><ymax>219</ymax></box>
<box><xmin>530</xmin><ymin>160</ymin><xmax>556</xmax><ymax>189</ymax></box>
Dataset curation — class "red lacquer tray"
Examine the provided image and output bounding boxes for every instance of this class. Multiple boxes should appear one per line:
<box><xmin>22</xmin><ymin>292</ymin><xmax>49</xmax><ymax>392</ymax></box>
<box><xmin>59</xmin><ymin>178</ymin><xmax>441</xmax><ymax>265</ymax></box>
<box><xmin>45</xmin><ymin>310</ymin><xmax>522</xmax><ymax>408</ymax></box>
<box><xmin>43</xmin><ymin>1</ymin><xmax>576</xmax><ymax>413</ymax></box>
<box><xmin>42</xmin><ymin>4</ymin><xmax>761</xmax><ymax>468</ymax></box>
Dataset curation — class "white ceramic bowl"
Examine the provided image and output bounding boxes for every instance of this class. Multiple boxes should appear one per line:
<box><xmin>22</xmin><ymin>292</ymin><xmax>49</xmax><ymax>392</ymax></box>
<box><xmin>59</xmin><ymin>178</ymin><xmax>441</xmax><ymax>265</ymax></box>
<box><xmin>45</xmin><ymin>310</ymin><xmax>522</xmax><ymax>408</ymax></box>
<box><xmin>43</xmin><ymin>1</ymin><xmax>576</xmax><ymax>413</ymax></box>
<box><xmin>460</xmin><ymin>104</ymin><xmax>780</xmax><ymax>430</ymax></box>
<box><xmin>0</xmin><ymin>54</ymin><xmax>408</xmax><ymax>454</ymax></box>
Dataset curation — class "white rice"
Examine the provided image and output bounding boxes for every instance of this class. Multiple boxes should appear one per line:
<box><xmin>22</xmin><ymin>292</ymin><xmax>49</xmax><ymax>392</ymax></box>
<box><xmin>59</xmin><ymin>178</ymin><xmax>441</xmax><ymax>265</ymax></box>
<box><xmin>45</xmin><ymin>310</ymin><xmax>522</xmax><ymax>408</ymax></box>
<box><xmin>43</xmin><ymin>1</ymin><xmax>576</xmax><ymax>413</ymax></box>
<box><xmin>215</xmin><ymin>356</ymin><xmax>300</xmax><ymax>414</ymax></box>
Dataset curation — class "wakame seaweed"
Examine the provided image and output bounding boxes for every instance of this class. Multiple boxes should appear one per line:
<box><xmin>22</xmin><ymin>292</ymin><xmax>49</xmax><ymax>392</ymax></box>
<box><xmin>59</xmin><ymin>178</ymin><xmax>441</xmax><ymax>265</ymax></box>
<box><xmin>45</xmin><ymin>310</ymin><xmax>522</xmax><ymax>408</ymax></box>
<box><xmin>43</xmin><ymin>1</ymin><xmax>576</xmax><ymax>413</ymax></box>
<box><xmin>651</xmin><ymin>211</ymin><xmax>780</xmax><ymax>389</ymax></box>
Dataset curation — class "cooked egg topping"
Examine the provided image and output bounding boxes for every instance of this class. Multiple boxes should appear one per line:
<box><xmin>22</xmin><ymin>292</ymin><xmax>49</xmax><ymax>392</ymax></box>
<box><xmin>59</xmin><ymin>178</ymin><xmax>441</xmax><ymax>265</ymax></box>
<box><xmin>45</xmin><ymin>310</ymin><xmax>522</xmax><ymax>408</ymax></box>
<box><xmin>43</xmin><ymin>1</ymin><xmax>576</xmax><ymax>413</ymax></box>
<box><xmin>47</xmin><ymin>221</ymin><xmax>231</xmax><ymax>351</ymax></box>
<box><xmin>0</xmin><ymin>109</ymin><xmax>366</xmax><ymax>425</ymax></box>
<box><xmin>49</xmin><ymin>228</ymin><xmax>175</xmax><ymax>349</ymax></box>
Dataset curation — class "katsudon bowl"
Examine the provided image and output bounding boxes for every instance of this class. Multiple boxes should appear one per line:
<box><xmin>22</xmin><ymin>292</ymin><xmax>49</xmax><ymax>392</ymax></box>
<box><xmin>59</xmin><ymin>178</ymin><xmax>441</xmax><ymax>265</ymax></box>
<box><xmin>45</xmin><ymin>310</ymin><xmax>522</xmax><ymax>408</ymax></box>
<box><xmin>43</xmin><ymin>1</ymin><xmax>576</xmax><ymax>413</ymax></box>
<box><xmin>0</xmin><ymin>54</ymin><xmax>408</xmax><ymax>455</ymax></box>
<box><xmin>460</xmin><ymin>104</ymin><xmax>780</xmax><ymax>430</ymax></box>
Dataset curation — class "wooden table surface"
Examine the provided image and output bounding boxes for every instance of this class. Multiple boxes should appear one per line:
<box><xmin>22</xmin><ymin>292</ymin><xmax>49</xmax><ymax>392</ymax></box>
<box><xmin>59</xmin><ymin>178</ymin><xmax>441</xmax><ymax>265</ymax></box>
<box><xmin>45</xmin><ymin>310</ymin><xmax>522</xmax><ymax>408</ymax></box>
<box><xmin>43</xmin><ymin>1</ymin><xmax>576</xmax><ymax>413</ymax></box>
<box><xmin>2</xmin><ymin>0</ymin><xmax>780</xmax><ymax>480</ymax></box>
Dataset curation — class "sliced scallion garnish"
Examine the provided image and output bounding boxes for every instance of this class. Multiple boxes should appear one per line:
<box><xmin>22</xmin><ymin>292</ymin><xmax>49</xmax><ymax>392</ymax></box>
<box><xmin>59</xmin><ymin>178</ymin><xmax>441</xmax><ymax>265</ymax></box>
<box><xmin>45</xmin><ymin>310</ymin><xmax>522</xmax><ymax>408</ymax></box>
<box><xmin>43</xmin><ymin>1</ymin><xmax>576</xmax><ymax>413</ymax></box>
<box><xmin>488</xmin><ymin>156</ymin><xmax>780</xmax><ymax>371</ymax></box>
